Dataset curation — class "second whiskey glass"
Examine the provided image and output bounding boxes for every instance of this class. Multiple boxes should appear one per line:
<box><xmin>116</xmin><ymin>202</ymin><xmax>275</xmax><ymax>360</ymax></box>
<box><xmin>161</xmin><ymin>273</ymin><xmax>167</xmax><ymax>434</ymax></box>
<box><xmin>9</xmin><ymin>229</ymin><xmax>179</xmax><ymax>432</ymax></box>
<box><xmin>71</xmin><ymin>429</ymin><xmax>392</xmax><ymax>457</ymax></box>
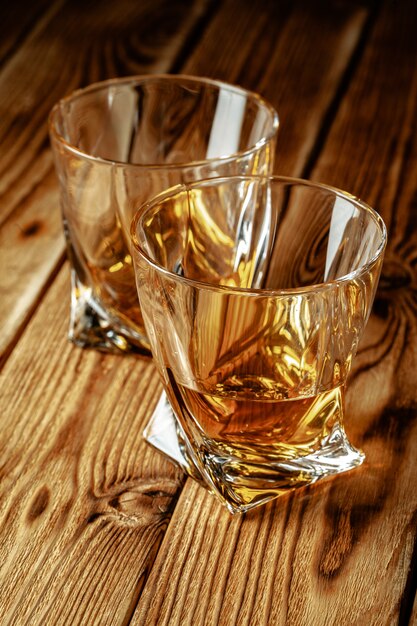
<box><xmin>49</xmin><ymin>75</ymin><xmax>278</xmax><ymax>354</ymax></box>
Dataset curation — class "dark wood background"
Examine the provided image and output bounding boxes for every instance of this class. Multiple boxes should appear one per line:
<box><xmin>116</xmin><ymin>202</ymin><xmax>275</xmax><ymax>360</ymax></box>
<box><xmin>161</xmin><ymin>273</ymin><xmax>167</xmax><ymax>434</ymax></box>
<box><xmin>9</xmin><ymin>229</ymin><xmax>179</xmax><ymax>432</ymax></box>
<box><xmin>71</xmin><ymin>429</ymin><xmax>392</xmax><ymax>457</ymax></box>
<box><xmin>0</xmin><ymin>0</ymin><xmax>416</xmax><ymax>624</ymax></box>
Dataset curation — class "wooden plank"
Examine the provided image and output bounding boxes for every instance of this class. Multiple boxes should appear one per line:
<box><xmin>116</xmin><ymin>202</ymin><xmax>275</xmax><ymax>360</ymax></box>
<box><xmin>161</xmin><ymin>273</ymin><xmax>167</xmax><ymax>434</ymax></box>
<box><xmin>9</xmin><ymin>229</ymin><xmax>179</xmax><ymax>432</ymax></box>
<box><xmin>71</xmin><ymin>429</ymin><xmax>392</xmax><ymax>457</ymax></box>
<box><xmin>183</xmin><ymin>0</ymin><xmax>369</xmax><ymax>176</ymax></box>
<box><xmin>131</xmin><ymin>1</ymin><xmax>417</xmax><ymax>624</ymax></box>
<box><xmin>0</xmin><ymin>0</ymin><xmax>57</xmax><ymax>67</ymax></box>
<box><xmin>0</xmin><ymin>1</ymin><xmax>214</xmax><ymax>622</ymax></box>
<box><xmin>411</xmin><ymin>595</ymin><xmax>417</xmax><ymax>626</ymax></box>
<box><xmin>0</xmin><ymin>0</ymin><xmax>213</xmax><ymax>366</ymax></box>
<box><xmin>0</xmin><ymin>266</ymin><xmax>185</xmax><ymax>625</ymax></box>
<box><xmin>0</xmin><ymin>170</ymin><xmax>65</xmax><ymax>366</ymax></box>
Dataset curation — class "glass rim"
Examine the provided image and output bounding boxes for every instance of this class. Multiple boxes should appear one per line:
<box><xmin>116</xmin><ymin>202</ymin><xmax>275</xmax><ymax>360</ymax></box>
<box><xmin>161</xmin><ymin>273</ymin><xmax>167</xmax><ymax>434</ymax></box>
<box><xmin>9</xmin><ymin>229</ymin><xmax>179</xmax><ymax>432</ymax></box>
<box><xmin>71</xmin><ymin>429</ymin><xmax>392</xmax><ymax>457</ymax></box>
<box><xmin>48</xmin><ymin>73</ymin><xmax>279</xmax><ymax>170</ymax></box>
<box><xmin>131</xmin><ymin>174</ymin><xmax>388</xmax><ymax>297</ymax></box>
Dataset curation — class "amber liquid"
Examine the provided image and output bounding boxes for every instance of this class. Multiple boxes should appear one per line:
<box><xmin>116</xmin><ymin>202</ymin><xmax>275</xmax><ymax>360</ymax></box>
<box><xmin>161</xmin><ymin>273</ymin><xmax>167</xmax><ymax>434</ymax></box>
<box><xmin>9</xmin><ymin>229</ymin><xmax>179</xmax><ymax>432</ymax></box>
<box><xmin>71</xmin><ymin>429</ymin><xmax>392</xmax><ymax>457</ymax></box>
<box><xmin>172</xmin><ymin>376</ymin><xmax>343</xmax><ymax>462</ymax></box>
<box><xmin>165</xmin><ymin>373</ymin><xmax>350</xmax><ymax>511</ymax></box>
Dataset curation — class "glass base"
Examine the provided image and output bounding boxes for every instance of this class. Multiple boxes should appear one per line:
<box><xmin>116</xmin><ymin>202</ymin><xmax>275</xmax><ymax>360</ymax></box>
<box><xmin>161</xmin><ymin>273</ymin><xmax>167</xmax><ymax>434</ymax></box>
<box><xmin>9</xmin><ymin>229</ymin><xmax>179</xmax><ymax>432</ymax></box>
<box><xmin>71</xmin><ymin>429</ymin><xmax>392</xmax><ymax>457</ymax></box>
<box><xmin>197</xmin><ymin>424</ymin><xmax>364</xmax><ymax>513</ymax></box>
<box><xmin>144</xmin><ymin>397</ymin><xmax>364</xmax><ymax>514</ymax></box>
<box><xmin>69</xmin><ymin>270</ymin><xmax>151</xmax><ymax>355</ymax></box>
<box><xmin>144</xmin><ymin>393</ymin><xmax>204</xmax><ymax>482</ymax></box>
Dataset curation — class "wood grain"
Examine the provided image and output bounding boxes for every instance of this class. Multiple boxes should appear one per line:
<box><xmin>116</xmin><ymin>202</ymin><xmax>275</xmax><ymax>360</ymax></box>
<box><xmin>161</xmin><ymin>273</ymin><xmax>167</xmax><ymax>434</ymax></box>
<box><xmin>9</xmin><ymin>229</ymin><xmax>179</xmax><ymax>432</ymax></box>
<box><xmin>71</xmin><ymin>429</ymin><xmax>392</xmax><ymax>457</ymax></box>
<box><xmin>0</xmin><ymin>1</ymin><xmax>374</xmax><ymax>624</ymax></box>
<box><xmin>0</xmin><ymin>0</ymin><xmax>214</xmax><ymax>365</ymax></box>
<box><xmin>131</xmin><ymin>0</ymin><xmax>417</xmax><ymax>624</ymax></box>
<box><xmin>0</xmin><ymin>169</ymin><xmax>65</xmax><ymax>366</ymax></box>
<box><xmin>1</xmin><ymin>0</ymin><xmax>416</xmax><ymax>625</ymax></box>
<box><xmin>0</xmin><ymin>4</ymin><xmax>216</xmax><ymax>619</ymax></box>
<box><xmin>0</xmin><ymin>0</ymin><xmax>56</xmax><ymax>67</ymax></box>
<box><xmin>0</xmin><ymin>266</ymin><xmax>185</xmax><ymax>625</ymax></box>
<box><xmin>182</xmin><ymin>0</ymin><xmax>369</xmax><ymax>177</ymax></box>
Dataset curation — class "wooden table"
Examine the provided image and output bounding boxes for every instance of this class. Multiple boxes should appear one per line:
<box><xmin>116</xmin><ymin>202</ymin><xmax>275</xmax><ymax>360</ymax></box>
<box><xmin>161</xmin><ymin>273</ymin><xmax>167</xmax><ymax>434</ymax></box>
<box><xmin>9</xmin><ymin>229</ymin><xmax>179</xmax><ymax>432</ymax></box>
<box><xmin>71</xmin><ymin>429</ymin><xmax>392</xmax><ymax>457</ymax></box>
<box><xmin>1</xmin><ymin>0</ymin><xmax>416</xmax><ymax>624</ymax></box>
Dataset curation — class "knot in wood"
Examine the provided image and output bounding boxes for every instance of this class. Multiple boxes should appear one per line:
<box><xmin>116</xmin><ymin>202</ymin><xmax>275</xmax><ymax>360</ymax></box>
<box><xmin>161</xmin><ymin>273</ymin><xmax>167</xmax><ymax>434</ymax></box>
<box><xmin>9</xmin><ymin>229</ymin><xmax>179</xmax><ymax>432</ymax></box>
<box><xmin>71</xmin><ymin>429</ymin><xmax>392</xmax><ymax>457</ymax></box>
<box><xmin>88</xmin><ymin>479</ymin><xmax>179</xmax><ymax>527</ymax></box>
<box><xmin>27</xmin><ymin>486</ymin><xmax>50</xmax><ymax>523</ymax></box>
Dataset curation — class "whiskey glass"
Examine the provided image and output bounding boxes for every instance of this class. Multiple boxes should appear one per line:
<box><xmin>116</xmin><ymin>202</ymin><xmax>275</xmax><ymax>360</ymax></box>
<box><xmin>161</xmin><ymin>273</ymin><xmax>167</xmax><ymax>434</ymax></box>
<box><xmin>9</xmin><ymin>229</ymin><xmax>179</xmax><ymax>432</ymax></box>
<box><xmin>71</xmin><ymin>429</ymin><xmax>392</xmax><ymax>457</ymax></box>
<box><xmin>49</xmin><ymin>75</ymin><xmax>278</xmax><ymax>354</ymax></box>
<box><xmin>131</xmin><ymin>176</ymin><xmax>387</xmax><ymax>513</ymax></box>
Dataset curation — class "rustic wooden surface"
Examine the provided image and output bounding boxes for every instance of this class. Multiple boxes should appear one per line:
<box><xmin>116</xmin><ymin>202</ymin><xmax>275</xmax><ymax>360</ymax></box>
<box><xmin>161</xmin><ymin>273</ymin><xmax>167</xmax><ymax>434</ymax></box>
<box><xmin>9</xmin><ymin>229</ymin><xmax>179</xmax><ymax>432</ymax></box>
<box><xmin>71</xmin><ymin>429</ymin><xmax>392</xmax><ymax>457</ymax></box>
<box><xmin>0</xmin><ymin>0</ymin><xmax>415</xmax><ymax>624</ymax></box>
